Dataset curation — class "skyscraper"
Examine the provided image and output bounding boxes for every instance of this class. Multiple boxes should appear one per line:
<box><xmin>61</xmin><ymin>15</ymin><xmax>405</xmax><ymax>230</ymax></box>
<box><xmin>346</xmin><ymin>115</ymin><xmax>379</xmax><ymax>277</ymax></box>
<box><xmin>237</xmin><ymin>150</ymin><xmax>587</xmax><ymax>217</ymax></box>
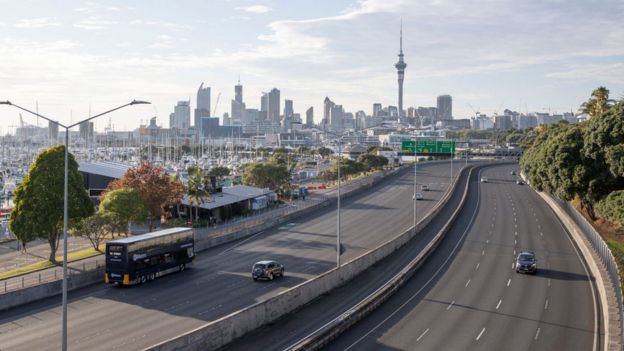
<box><xmin>195</xmin><ymin>83</ymin><xmax>211</xmax><ymax>132</ymax></box>
<box><xmin>437</xmin><ymin>95</ymin><xmax>452</xmax><ymax>121</ymax></box>
<box><xmin>305</xmin><ymin>107</ymin><xmax>314</xmax><ymax>128</ymax></box>
<box><xmin>231</xmin><ymin>79</ymin><xmax>246</xmax><ymax>125</ymax></box>
<box><xmin>394</xmin><ymin>23</ymin><xmax>407</xmax><ymax>119</ymax></box>
<box><xmin>284</xmin><ymin>99</ymin><xmax>294</xmax><ymax>119</ymax></box>
<box><xmin>172</xmin><ymin>101</ymin><xmax>191</xmax><ymax>129</ymax></box>
<box><xmin>267</xmin><ymin>88</ymin><xmax>280</xmax><ymax>124</ymax></box>
<box><xmin>373</xmin><ymin>103</ymin><xmax>382</xmax><ymax>117</ymax></box>
<box><xmin>330</xmin><ymin>104</ymin><xmax>344</xmax><ymax>131</ymax></box>
<box><xmin>323</xmin><ymin>96</ymin><xmax>335</xmax><ymax>129</ymax></box>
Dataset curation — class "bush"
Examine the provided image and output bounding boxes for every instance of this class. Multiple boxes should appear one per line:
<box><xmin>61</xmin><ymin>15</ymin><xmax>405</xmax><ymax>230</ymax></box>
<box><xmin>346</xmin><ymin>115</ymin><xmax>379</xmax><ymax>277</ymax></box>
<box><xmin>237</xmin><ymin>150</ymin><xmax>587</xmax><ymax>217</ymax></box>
<box><xmin>168</xmin><ymin>218</ymin><xmax>188</xmax><ymax>227</ymax></box>
<box><xmin>596</xmin><ymin>190</ymin><xmax>624</xmax><ymax>226</ymax></box>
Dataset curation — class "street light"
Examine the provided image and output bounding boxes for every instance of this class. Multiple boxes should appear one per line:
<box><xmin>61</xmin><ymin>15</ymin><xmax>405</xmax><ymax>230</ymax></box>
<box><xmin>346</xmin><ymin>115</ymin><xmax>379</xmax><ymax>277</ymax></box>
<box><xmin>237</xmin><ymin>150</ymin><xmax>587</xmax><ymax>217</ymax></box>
<box><xmin>324</xmin><ymin>130</ymin><xmax>343</xmax><ymax>268</ymax></box>
<box><xmin>0</xmin><ymin>99</ymin><xmax>150</xmax><ymax>351</ymax></box>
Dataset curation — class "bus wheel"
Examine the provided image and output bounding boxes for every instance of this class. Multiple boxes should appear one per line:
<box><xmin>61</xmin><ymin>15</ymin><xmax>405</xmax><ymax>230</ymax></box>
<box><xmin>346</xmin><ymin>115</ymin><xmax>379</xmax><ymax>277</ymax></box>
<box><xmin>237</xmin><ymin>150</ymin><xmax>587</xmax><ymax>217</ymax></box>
<box><xmin>141</xmin><ymin>276</ymin><xmax>146</xmax><ymax>284</ymax></box>
<box><xmin>149</xmin><ymin>273</ymin><xmax>155</xmax><ymax>281</ymax></box>
<box><xmin>180</xmin><ymin>264</ymin><xmax>185</xmax><ymax>272</ymax></box>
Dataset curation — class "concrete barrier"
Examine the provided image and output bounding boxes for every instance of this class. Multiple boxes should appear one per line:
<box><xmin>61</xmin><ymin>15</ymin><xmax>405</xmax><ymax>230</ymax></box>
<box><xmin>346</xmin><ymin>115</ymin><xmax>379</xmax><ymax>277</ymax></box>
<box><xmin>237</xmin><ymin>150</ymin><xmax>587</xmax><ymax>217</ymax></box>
<box><xmin>145</xmin><ymin>164</ymin><xmax>471</xmax><ymax>351</ymax></box>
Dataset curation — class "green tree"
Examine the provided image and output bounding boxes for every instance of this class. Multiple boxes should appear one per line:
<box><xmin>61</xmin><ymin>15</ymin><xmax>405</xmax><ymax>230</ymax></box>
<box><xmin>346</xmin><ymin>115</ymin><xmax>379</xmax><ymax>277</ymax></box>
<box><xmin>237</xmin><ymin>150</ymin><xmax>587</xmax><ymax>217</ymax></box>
<box><xmin>71</xmin><ymin>211</ymin><xmax>111</xmax><ymax>251</ymax></box>
<box><xmin>242</xmin><ymin>162</ymin><xmax>290</xmax><ymax>194</ymax></box>
<box><xmin>207</xmin><ymin>166</ymin><xmax>230</xmax><ymax>179</ymax></box>
<box><xmin>99</xmin><ymin>188</ymin><xmax>148</xmax><ymax>236</ymax></box>
<box><xmin>317</xmin><ymin>147</ymin><xmax>333</xmax><ymax>158</ymax></box>
<box><xmin>187</xmin><ymin>168</ymin><xmax>209</xmax><ymax>222</ymax></box>
<box><xmin>9</xmin><ymin>145</ymin><xmax>94</xmax><ymax>262</ymax></box>
<box><xmin>596</xmin><ymin>191</ymin><xmax>624</xmax><ymax>226</ymax></box>
<box><xmin>107</xmin><ymin>162</ymin><xmax>184</xmax><ymax>231</ymax></box>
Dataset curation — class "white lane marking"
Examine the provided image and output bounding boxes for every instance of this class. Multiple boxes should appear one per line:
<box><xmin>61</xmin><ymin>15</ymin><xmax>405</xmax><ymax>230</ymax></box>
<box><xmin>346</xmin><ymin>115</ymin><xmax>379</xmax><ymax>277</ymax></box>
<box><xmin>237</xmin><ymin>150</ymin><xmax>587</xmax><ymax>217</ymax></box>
<box><xmin>544</xmin><ymin>299</ymin><xmax>549</xmax><ymax>310</ymax></box>
<box><xmin>466</xmin><ymin>279</ymin><xmax>471</xmax><ymax>287</ymax></box>
<box><xmin>476</xmin><ymin>328</ymin><xmax>486</xmax><ymax>341</ymax></box>
<box><xmin>486</xmin><ymin>239</ymin><xmax>489</xmax><ymax>244</ymax></box>
<box><xmin>514</xmin><ymin>217</ymin><xmax>517</xmax><ymax>222</ymax></box>
<box><xmin>447</xmin><ymin>301</ymin><xmax>455</xmax><ymax>310</ymax></box>
<box><xmin>491</xmin><ymin>223</ymin><xmax>494</xmax><ymax>228</ymax></box>
<box><xmin>515</xmin><ymin>231</ymin><xmax>518</xmax><ymax>236</ymax></box>
<box><xmin>482</xmin><ymin>250</ymin><xmax>485</xmax><ymax>256</ymax></box>
<box><xmin>513</xmin><ymin>249</ymin><xmax>516</xmax><ymax>255</ymax></box>
<box><xmin>534</xmin><ymin>328</ymin><xmax>541</xmax><ymax>340</ymax></box>
<box><xmin>511</xmin><ymin>263</ymin><xmax>515</xmax><ymax>269</ymax></box>
<box><xmin>514</xmin><ymin>239</ymin><xmax>517</xmax><ymax>245</ymax></box>
<box><xmin>340</xmin><ymin>168</ymin><xmax>486</xmax><ymax>351</ymax></box>
<box><xmin>507</xmin><ymin>279</ymin><xmax>511</xmax><ymax>287</ymax></box>
<box><xmin>540</xmin><ymin>232</ymin><xmax>543</xmax><ymax>236</ymax></box>
<box><xmin>515</xmin><ymin>224</ymin><xmax>517</xmax><ymax>228</ymax></box>
<box><xmin>547</xmin><ymin>279</ymin><xmax>551</xmax><ymax>287</ymax></box>
<box><xmin>417</xmin><ymin>328</ymin><xmax>430</xmax><ymax>341</ymax></box>
<box><xmin>475</xmin><ymin>263</ymin><xmax>480</xmax><ymax>270</ymax></box>
<box><xmin>496</xmin><ymin>299</ymin><xmax>502</xmax><ymax>310</ymax></box>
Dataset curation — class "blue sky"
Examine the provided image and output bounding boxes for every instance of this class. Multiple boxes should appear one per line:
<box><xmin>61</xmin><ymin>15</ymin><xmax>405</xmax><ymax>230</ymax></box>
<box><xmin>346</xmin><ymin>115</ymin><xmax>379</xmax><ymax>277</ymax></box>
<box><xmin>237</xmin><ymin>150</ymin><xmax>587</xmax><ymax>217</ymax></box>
<box><xmin>1</xmin><ymin>0</ymin><xmax>623</xmax><ymax>132</ymax></box>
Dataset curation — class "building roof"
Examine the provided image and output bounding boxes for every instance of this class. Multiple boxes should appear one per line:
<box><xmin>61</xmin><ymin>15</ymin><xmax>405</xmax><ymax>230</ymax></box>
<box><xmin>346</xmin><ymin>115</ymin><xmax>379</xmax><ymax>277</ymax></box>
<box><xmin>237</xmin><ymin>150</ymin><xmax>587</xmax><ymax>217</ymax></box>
<box><xmin>79</xmin><ymin>162</ymin><xmax>132</xmax><ymax>179</ymax></box>
<box><xmin>181</xmin><ymin>185</ymin><xmax>274</xmax><ymax>210</ymax></box>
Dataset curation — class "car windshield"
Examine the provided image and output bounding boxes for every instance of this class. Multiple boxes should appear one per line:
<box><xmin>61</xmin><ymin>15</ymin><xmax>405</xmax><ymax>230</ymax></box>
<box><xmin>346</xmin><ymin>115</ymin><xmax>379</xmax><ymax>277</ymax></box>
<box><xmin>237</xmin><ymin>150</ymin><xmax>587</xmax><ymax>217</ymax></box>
<box><xmin>254</xmin><ymin>264</ymin><xmax>266</xmax><ymax>269</ymax></box>
<box><xmin>519</xmin><ymin>254</ymin><xmax>534</xmax><ymax>262</ymax></box>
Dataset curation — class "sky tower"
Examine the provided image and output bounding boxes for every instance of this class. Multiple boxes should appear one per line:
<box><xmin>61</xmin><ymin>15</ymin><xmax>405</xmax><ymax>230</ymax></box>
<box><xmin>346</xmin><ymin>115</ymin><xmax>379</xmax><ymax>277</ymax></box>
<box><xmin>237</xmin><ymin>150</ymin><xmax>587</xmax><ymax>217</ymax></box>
<box><xmin>395</xmin><ymin>22</ymin><xmax>407</xmax><ymax>119</ymax></box>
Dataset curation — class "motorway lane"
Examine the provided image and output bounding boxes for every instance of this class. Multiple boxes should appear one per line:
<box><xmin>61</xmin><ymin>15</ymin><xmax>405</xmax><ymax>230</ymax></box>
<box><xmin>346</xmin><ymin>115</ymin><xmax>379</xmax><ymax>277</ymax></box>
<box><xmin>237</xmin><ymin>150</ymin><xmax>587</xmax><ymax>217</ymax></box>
<box><xmin>0</xmin><ymin>161</ymin><xmax>460</xmax><ymax>351</ymax></box>
<box><xmin>326</xmin><ymin>163</ymin><xmax>599</xmax><ymax>351</ymax></box>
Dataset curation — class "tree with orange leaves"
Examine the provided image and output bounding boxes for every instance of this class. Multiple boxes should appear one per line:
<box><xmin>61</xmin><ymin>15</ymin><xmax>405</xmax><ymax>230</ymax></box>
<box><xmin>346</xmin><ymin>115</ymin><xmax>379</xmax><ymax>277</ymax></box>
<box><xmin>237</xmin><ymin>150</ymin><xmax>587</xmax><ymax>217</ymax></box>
<box><xmin>106</xmin><ymin>162</ymin><xmax>184</xmax><ymax>231</ymax></box>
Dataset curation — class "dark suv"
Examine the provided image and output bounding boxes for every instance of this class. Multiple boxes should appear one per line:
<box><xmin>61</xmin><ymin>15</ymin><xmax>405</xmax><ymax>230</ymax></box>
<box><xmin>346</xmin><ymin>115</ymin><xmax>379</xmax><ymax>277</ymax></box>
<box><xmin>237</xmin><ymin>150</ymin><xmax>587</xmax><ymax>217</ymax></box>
<box><xmin>515</xmin><ymin>251</ymin><xmax>537</xmax><ymax>274</ymax></box>
<box><xmin>252</xmin><ymin>260</ymin><xmax>285</xmax><ymax>281</ymax></box>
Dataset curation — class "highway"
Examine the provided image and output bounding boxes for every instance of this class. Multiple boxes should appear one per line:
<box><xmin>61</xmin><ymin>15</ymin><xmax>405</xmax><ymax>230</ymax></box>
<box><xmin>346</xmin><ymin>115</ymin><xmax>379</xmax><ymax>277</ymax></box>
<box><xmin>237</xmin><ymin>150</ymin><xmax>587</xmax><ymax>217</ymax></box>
<box><xmin>0</xmin><ymin>161</ymin><xmax>461</xmax><ymax>351</ymax></box>
<box><xmin>325</xmin><ymin>163</ymin><xmax>600</xmax><ymax>351</ymax></box>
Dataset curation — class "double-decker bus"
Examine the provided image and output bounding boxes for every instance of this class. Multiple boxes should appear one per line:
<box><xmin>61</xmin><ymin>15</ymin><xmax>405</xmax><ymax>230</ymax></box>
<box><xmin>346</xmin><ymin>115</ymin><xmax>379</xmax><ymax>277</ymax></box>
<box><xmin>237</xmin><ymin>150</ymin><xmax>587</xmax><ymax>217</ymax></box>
<box><xmin>105</xmin><ymin>227</ymin><xmax>195</xmax><ymax>285</ymax></box>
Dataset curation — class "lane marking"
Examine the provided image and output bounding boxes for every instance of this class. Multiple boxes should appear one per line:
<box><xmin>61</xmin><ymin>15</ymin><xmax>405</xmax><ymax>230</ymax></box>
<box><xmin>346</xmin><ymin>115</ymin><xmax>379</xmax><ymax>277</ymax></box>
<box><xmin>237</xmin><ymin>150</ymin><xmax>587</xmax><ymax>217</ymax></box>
<box><xmin>496</xmin><ymin>299</ymin><xmax>502</xmax><ymax>310</ymax></box>
<box><xmin>534</xmin><ymin>327</ymin><xmax>541</xmax><ymax>340</ymax></box>
<box><xmin>447</xmin><ymin>301</ymin><xmax>455</xmax><ymax>310</ymax></box>
<box><xmin>482</xmin><ymin>250</ymin><xmax>485</xmax><ymax>256</ymax></box>
<box><xmin>417</xmin><ymin>328</ymin><xmax>430</xmax><ymax>341</ymax></box>
<box><xmin>514</xmin><ymin>239</ymin><xmax>517</xmax><ymax>245</ymax></box>
<box><xmin>507</xmin><ymin>278</ymin><xmax>511</xmax><ymax>287</ymax></box>
<box><xmin>544</xmin><ymin>299</ymin><xmax>549</xmax><ymax>310</ymax></box>
<box><xmin>466</xmin><ymin>279</ymin><xmax>471</xmax><ymax>287</ymax></box>
<box><xmin>515</xmin><ymin>231</ymin><xmax>517</xmax><ymax>236</ymax></box>
<box><xmin>486</xmin><ymin>239</ymin><xmax>489</xmax><ymax>244</ymax></box>
<box><xmin>511</xmin><ymin>263</ymin><xmax>514</xmax><ymax>269</ymax></box>
<box><xmin>475</xmin><ymin>263</ymin><xmax>480</xmax><ymax>271</ymax></box>
<box><xmin>475</xmin><ymin>327</ymin><xmax>486</xmax><ymax>341</ymax></box>
<box><xmin>547</xmin><ymin>279</ymin><xmax>551</xmax><ymax>287</ymax></box>
<box><xmin>513</xmin><ymin>249</ymin><xmax>516</xmax><ymax>255</ymax></box>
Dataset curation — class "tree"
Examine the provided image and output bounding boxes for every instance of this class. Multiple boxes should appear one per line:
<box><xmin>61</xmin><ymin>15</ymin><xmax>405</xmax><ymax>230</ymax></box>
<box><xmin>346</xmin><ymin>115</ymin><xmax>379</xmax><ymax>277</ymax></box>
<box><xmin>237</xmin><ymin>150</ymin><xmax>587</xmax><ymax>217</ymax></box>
<box><xmin>99</xmin><ymin>188</ymin><xmax>147</xmax><ymax>236</ymax></box>
<box><xmin>187</xmin><ymin>168</ymin><xmax>209</xmax><ymax>222</ymax></box>
<box><xmin>207</xmin><ymin>166</ymin><xmax>230</xmax><ymax>179</ymax></box>
<box><xmin>107</xmin><ymin>162</ymin><xmax>184</xmax><ymax>231</ymax></box>
<box><xmin>580</xmin><ymin>86</ymin><xmax>616</xmax><ymax>118</ymax></box>
<box><xmin>9</xmin><ymin>145</ymin><xmax>94</xmax><ymax>262</ymax></box>
<box><xmin>596</xmin><ymin>191</ymin><xmax>624</xmax><ymax>226</ymax></box>
<box><xmin>71</xmin><ymin>211</ymin><xmax>111</xmax><ymax>251</ymax></box>
<box><xmin>242</xmin><ymin>162</ymin><xmax>290</xmax><ymax>194</ymax></box>
<box><xmin>317</xmin><ymin>147</ymin><xmax>333</xmax><ymax>158</ymax></box>
<box><xmin>358</xmin><ymin>154</ymin><xmax>388</xmax><ymax>171</ymax></box>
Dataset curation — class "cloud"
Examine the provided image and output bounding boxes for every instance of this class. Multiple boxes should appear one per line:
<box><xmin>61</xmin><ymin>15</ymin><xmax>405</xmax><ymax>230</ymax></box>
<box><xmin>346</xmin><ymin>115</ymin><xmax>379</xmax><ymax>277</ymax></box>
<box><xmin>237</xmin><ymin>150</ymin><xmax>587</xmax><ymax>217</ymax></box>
<box><xmin>236</xmin><ymin>5</ymin><xmax>272</xmax><ymax>13</ymax></box>
<box><xmin>129</xmin><ymin>19</ymin><xmax>193</xmax><ymax>30</ymax></box>
<box><xmin>547</xmin><ymin>63</ymin><xmax>624</xmax><ymax>84</ymax></box>
<box><xmin>73</xmin><ymin>17</ymin><xmax>118</xmax><ymax>30</ymax></box>
<box><xmin>15</xmin><ymin>18</ymin><xmax>61</xmax><ymax>29</ymax></box>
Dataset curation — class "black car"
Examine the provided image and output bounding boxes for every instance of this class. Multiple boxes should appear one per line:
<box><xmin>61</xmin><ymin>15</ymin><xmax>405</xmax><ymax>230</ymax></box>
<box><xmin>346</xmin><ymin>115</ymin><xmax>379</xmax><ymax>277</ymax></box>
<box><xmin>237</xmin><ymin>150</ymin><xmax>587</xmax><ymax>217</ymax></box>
<box><xmin>516</xmin><ymin>179</ymin><xmax>524</xmax><ymax>185</ymax></box>
<box><xmin>252</xmin><ymin>260</ymin><xmax>285</xmax><ymax>281</ymax></box>
<box><xmin>515</xmin><ymin>251</ymin><xmax>537</xmax><ymax>274</ymax></box>
<box><xmin>510</xmin><ymin>170</ymin><xmax>517</xmax><ymax>175</ymax></box>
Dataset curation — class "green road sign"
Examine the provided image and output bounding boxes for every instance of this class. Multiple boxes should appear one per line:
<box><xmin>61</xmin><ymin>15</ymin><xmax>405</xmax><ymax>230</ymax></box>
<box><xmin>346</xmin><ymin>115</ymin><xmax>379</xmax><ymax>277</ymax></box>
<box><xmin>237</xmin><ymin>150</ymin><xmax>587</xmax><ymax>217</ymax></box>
<box><xmin>402</xmin><ymin>139</ymin><xmax>456</xmax><ymax>154</ymax></box>
<box><xmin>401</xmin><ymin>140</ymin><xmax>415</xmax><ymax>152</ymax></box>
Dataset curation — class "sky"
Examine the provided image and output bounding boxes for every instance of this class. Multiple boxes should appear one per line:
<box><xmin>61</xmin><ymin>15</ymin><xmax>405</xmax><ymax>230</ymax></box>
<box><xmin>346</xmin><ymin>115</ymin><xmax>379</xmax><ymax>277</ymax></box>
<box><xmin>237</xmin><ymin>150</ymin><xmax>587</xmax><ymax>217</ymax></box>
<box><xmin>0</xmin><ymin>0</ymin><xmax>623</xmax><ymax>133</ymax></box>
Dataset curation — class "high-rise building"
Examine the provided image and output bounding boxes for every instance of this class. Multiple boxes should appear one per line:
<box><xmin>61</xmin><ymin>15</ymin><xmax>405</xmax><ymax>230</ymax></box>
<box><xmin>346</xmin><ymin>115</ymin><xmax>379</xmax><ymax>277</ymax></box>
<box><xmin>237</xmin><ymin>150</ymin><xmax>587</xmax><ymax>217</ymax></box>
<box><xmin>284</xmin><ymin>99</ymin><xmax>294</xmax><ymax>119</ymax></box>
<box><xmin>394</xmin><ymin>23</ymin><xmax>407</xmax><ymax>119</ymax></box>
<box><xmin>494</xmin><ymin>115</ymin><xmax>512</xmax><ymax>130</ymax></box>
<box><xmin>231</xmin><ymin>79</ymin><xmax>246</xmax><ymax>125</ymax></box>
<box><xmin>330</xmin><ymin>104</ymin><xmax>344</xmax><ymax>131</ymax></box>
<box><xmin>79</xmin><ymin>121</ymin><xmax>93</xmax><ymax>144</ymax></box>
<box><xmin>171</xmin><ymin>101</ymin><xmax>191</xmax><ymax>129</ymax></box>
<box><xmin>373</xmin><ymin>103</ymin><xmax>382</xmax><ymax>117</ymax></box>
<box><xmin>305</xmin><ymin>107</ymin><xmax>314</xmax><ymax>128</ymax></box>
<box><xmin>195</xmin><ymin>83</ymin><xmax>211</xmax><ymax>130</ymax></box>
<box><xmin>323</xmin><ymin>96</ymin><xmax>335</xmax><ymax>129</ymax></box>
<box><xmin>437</xmin><ymin>95</ymin><xmax>452</xmax><ymax>121</ymax></box>
<box><xmin>267</xmin><ymin>88</ymin><xmax>280</xmax><ymax>124</ymax></box>
<box><xmin>48</xmin><ymin>120</ymin><xmax>59</xmax><ymax>141</ymax></box>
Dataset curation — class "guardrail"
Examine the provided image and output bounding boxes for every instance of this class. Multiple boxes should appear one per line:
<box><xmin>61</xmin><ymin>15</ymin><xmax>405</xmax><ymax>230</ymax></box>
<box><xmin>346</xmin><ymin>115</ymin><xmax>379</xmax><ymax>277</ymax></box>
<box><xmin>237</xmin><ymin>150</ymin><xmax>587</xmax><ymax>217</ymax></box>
<box><xmin>144</xmin><ymin>163</ymin><xmax>471</xmax><ymax>351</ymax></box>
<box><xmin>553</xmin><ymin>197</ymin><xmax>623</xmax><ymax>350</ymax></box>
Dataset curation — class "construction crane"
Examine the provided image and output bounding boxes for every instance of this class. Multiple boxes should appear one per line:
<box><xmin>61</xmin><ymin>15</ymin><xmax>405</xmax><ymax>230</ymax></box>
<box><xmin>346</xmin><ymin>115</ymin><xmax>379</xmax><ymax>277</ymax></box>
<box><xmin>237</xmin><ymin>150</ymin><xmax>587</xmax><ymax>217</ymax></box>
<box><xmin>467</xmin><ymin>103</ymin><xmax>481</xmax><ymax>117</ymax></box>
<box><xmin>213</xmin><ymin>92</ymin><xmax>221</xmax><ymax>116</ymax></box>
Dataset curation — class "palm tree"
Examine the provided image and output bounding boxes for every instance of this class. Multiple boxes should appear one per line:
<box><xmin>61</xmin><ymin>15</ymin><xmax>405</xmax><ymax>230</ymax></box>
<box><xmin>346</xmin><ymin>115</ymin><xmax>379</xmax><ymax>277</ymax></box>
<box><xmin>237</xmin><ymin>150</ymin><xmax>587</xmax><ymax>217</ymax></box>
<box><xmin>581</xmin><ymin>86</ymin><xmax>615</xmax><ymax>118</ymax></box>
<box><xmin>187</xmin><ymin>168</ymin><xmax>209</xmax><ymax>224</ymax></box>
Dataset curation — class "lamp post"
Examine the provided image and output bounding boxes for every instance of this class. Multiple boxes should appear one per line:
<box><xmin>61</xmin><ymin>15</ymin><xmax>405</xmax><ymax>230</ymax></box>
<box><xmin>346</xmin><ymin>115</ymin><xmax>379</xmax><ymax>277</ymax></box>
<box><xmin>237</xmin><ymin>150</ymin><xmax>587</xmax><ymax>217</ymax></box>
<box><xmin>324</xmin><ymin>131</ymin><xmax>343</xmax><ymax>268</ymax></box>
<box><xmin>0</xmin><ymin>100</ymin><xmax>150</xmax><ymax>351</ymax></box>
<box><xmin>412</xmin><ymin>136</ymin><xmax>417</xmax><ymax>231</ymax></box>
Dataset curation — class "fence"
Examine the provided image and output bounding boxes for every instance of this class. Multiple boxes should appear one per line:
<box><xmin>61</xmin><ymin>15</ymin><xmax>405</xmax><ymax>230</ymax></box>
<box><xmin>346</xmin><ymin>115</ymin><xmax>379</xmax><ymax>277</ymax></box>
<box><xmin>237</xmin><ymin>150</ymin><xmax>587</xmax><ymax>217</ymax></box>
<box><xmin>555</xmin><ymin>197</ymin><xmax>624</xmax><ymax>347</ymax></box>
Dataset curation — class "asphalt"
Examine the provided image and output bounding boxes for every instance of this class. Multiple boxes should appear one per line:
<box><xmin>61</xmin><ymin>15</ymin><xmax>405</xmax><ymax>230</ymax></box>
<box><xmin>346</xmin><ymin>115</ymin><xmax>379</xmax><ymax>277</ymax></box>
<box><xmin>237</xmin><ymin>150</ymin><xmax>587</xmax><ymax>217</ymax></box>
<box><xmin>322</xmin><ymin>163</ymin><xmax>599</xmax><ymax>351</ymax></box>
<box><xmin>0</xmin><ymin>161</ymin><xmax>461</xmax><ymax>351</ymax></box>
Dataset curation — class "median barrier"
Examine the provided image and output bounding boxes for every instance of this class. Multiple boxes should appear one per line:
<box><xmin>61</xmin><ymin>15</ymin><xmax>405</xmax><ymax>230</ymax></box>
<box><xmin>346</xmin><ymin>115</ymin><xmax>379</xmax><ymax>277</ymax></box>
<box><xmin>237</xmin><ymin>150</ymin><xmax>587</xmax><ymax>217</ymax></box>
<box><xmin>144</xmin><ymin>163</ymin><xmax>471</xmax><ymax>351</ymax></box>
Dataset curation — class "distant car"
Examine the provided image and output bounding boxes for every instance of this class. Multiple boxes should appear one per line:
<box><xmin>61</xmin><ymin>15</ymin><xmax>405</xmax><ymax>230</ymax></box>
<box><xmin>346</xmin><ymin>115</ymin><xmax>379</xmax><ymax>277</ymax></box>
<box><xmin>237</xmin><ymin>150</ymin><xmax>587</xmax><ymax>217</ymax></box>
<box><xmin>252</xmin><ymin>260</ymin><xmax>284</xmax><ymax>281</ymax></box>
<box><xmin>421</xmin><ymin>184</ymin><xmax>430</xmax><ymax>191</ymax></box>
<box><xmin>510</xmin><ymin>170</ymin><xmax>516</xmax><ymax>175</ymax></box>
<box><xmin>515</xmin><ymin>251</ymin><xmax>537</xmax><ymax>274</ymax></box>
<box><xmin>414</xmin><ymin>192</ymin><xmax>423</xmax><ymax>200</ymax></box>
<box><xmin>516</xmin><ymin>179</ymin><xmax>524</xmax><ymax>185</ymax></box>
<box><xmin>480</xmin><ymin>177</ymin><xmax>488</xmax><ymax>183</ymax></box>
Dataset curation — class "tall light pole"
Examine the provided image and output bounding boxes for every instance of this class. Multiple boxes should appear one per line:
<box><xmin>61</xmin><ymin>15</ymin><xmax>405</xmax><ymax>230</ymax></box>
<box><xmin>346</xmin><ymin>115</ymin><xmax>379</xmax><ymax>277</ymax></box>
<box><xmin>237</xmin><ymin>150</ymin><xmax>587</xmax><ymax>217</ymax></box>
<box><xmin>0</xmin><ymin>100</ymin><xmax>150</xmax><ymax>351</ymax></box>
<box><xmin>324</xmin><ymin>131</ymin><xmax>343</xmax><ymax>268</ymax></box>
<box><xmin>413</xmin><ymin>137</ymin><xmax>417</xmax><ymax>231</ymax></box>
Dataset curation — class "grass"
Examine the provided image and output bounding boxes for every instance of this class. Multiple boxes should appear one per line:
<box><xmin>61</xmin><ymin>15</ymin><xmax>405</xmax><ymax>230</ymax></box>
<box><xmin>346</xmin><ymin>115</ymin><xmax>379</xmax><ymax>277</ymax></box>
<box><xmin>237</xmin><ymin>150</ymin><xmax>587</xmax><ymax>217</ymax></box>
<box><xmin>0</xmin><ymin>244</ymin><xmax>105</xmax><ymax>281</ymax></box>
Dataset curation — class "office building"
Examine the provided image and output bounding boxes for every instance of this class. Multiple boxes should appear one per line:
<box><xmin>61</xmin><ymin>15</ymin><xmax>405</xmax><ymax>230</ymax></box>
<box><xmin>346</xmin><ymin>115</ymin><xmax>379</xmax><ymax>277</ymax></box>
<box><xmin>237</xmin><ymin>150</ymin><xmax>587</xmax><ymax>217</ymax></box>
<box><xmin>231</xmin><ymin>80</ymin><xmax>246</xmax><ymax>125</ymax></box>
<box><xmin>330</xmin><ymin>104</ymin><xmax>344</xmax><ymax>131</ymax></box>
<box><xmin>195</xmin><ymin>83</ymin><xmax>211</xmax><ymax>130</ymax></box>
<box><xmin>306</xmin><ymin>107</ymin><xmax>314</xmax><ymax>128</ymax></box>
<box><xmin>324</xmin><ymin>96</ymin><xmax>335</xmax><ymax>129</ymax></box>
<box><xmin>48</xmin><ymin>120</ymin><xmax>59</xmax><ymax>141</ymax></box>
<box><xmin>437</xmin><ymin>95</ymin><xmax>452</xmax><ymax>121</ymax></box>
<box><xmin>171</xmin><ymin>101</ymin><xmax>191</xmax><ymax>130</ymax></box>
<box><xmin>494</xmin><ymin>115</ymin><xmax>512</xmax><ymax>130</ymax></box>
<box><xmin>373</xmin><ymin>103</ymin><xmax>382</xmax><ymax>117</ymax></box>
<box><xmin>267</xmin><ymin>88</ymin><xmax>280</xmax><ymax>124</ymax></box>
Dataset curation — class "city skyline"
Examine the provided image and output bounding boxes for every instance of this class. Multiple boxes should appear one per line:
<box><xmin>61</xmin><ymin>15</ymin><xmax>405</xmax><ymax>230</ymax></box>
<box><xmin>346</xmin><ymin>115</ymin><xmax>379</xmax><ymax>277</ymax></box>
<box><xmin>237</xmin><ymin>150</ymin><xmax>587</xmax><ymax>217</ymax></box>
<box><xmin>1</xmin><ymin>0</ymin><xmax>623</xmax><ymax>132</ymax></box>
